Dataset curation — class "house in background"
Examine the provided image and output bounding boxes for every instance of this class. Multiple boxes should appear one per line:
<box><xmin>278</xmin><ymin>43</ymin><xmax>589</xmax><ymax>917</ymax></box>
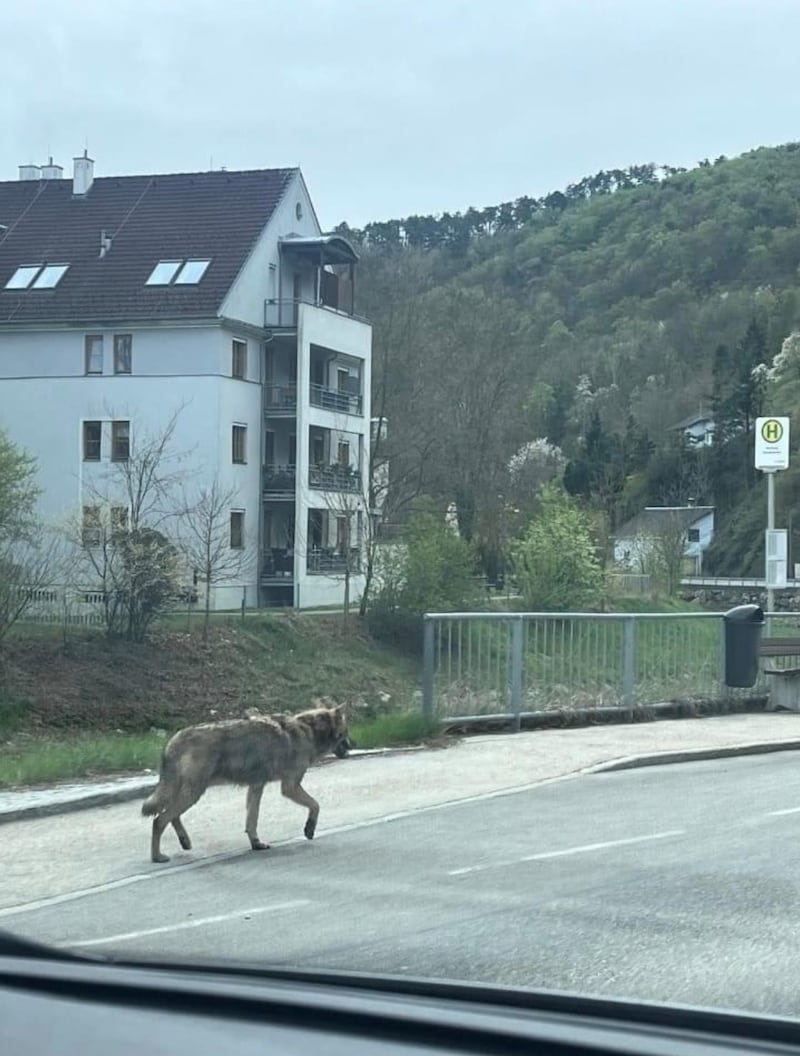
<box><xmin>614</xmin><ymin>505</ymin><xmax>716</xmax><ymax>575</ymax></box>
<box><xmin>670</xmin><ymin>408</ymin><xmax>715</xmax><ymax>446</ymax></box>
<box><xmin>0</xmin><ymin>154</ymin><xmax>372</xmax><ymax>610</ymax></box>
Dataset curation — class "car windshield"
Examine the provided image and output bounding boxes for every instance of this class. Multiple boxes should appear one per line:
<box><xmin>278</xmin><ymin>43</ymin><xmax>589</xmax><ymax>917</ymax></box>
<box><xmin>5</xmin><ymin>0</ymin><xmax>800</xmax><ymax>1024</ymax></box>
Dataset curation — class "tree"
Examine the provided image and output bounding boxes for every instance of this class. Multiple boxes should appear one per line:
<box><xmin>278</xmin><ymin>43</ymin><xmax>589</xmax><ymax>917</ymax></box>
<box><xmin>368</xmin><ymin>510</ymin><xmax>478</xmax><ymax>649</ymax></box>
<box><xmin>511</xmin><ymin>486</ymin><xmax>603</xmax><ymax>611</ymax></box>
<box><xmin>0</xmin><ymin>428</ymin><xmax>64</xmax><ymax>645</ymax></box>
<box><xmin>637</xmin><ymin>511</ymin><xmax>690</xmax><ymax>595</ymax></box>
<box><xmin>177</xmin><ymin>478</ymin><xmax>251</xmax><ymax>640</ymax></box>
<box><xmin>69</xmin><ymin>408</ymin><xmax>189</xmax><ymax>641</ymax></box>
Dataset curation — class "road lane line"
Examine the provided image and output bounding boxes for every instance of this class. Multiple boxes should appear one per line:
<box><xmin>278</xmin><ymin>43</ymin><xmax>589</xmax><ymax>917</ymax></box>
<box><xmin>65</xmin><ymin>899</ymin><xmax>311</xmax><ymax>949</ymax></box>
<box><xmin>765</xmin><ymin>806</ymin><xmax>800</xmax><ymax>816</ymax></box>
<box><xmin>447</xmin><ymin>829</ymin><xmax>686</xmax><ymax>876</ymax></box>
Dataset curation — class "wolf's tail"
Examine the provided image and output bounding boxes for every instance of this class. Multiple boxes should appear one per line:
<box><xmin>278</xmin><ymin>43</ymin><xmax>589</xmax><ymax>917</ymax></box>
<box><xmin>141</xmin><ymin>783</ymin><xmax>166</xmax><ymax>816</ymax></box>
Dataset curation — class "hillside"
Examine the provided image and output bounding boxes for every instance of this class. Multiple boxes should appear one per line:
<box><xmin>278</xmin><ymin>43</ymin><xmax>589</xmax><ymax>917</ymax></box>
<box><xmin>0</xmin><ymin>616</ymin><xmax>419</xmax><ymax>737</ymax></box>
<box><xmin>354</xmin><ymin>144</ymin><xmax>800</xmax><ymax>575</ymax></box>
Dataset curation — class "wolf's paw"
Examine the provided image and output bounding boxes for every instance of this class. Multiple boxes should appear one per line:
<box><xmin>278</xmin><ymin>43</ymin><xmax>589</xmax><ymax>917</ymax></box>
<box><xmin>250</xmin><ymin>839</ymin><xmax>270</xmax><ymax>851</ymax></box>
<box><xmin>304</xmin><ymin>818</ymin><xmax>317</xmax><ymax>840</ymax></box>
<box><xmin>152</xmin><ymin>852</ymin><xmax>170</xmax><ymax>864</ymax></box>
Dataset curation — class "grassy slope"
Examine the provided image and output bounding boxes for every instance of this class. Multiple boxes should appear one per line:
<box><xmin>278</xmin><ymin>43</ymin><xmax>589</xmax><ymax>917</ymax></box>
<box><xmin>0</xmin><ymin>613</ymin><xmax>419</xmax><ymax>737</ymax></box>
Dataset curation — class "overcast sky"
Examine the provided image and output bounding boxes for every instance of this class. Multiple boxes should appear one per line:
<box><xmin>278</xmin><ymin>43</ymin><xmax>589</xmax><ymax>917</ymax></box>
<box><xmin>3</xmin><ymin>0</ymin><xmax>800</xmax><ymax>228</ymax></box>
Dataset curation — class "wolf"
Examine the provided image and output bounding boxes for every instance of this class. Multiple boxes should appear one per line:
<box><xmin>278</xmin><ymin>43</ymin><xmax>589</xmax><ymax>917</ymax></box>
<box><xmin>141</xmin><ymin>704</ymin><xmax>351</xmax><ymax>863</ymax></box>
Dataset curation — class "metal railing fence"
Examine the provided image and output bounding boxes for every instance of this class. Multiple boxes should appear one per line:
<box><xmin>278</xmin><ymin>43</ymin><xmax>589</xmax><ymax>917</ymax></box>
<box><xmin>421</xmin><ymin>611</ymin><xmax>798</xmax><ymax>725</ymax></box>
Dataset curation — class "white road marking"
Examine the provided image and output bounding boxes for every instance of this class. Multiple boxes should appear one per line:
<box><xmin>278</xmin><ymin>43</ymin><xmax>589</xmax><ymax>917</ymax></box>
<box><xmin>0</xmin><ymin>770</ymin><xmax>595</xmax><ymax>920</ymax></box>
<box><xmin>447</xmin><ymin>829</ymin><xmax>686</xmax><ymax>876</ymax></box>
<box><xmin>765</xmin><ymin>806</ymin><xmax>800</xmax><ymax>817</ymax></box>
<box><xmin>65</xmin><ymin>899</ymin><xmax>310</xmax><ymax>949</ymax></box>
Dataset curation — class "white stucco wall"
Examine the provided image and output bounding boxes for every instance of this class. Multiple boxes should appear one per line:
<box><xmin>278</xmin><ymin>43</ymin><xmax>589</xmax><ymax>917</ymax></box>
<box><xmin>220</xmin><ymin>171</ymin><xmax>320</xmax><ymax>328</ymax></box>
<box><xmin>0</xmin><ymin>323</ymin><xmax>263</xmax><ymax>609</ymax></box>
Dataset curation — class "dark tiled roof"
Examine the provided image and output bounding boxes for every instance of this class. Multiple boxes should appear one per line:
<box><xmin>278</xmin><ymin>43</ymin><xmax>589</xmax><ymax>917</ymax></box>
<box><xmin>0</xmin><ymin>167</ymin><xmax>297</xmax><ymax>325</ymax></box>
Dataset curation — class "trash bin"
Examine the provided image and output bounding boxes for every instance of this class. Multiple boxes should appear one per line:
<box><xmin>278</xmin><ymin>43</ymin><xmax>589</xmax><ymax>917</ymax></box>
<box><xmin>723</xmin><ymin>604</ymin><xmax>765</xmax><ymax>688</ymax></box>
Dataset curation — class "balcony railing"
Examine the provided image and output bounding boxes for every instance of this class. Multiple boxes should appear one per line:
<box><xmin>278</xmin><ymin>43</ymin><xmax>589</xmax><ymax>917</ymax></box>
<box><xmin>264</xmin><ymin>297</ymin><xmax>368</xmax><ymax>330</ymax></box>
<box><xmin>307</xmin><ymin>548</ymin><xmax>362</xmax><ymax>575</ymax></box>
<box><xmin>309</xmin><ymin>464</ymin><xmax>362</xmax><ymax>492</ymax></box>
<box><xmin>262</xmin><ymin>464</ymin><xmax>296</xmax><ymax>496</ymax></box>
<box><xmin>309</xmin><ymin>383</ymin><xmax>363</xmax><ymax>417</ymax></box>
<box><xmin>265</xmin><ymin>383</ymin><xmax>297</xmax><ymax>413</ymax></box>
<box><xmin>261</xmin><ymin>549</ymin><xmax>294</xmax><ymax>581</ymax></box>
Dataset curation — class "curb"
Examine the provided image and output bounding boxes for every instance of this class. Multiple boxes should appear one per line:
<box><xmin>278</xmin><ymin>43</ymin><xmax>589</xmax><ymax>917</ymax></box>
<box><xmin>0</xmin><ymin>745</ymin><xmax>427</xmax><ymax>826</ymax></box>
<box><xmin>589</xmin><ymin>738</ymin><xmax>800</xmax><ymax>774</ymax></box>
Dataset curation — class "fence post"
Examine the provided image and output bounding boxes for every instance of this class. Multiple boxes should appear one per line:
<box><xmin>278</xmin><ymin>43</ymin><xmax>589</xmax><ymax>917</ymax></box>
<box><xmin>422</xmin><ymin>617</ymin><xmax>435</xmax><ymax>719</ymax></box>
<box><xmin>509</xmin><ymin>617</ymin><xmax>523</xmax><ymax>732</ymax></box>
<box><xmin>622</xmin><ymin>616</ymin><xmax>636</xmax><ymax>708</ymax></box>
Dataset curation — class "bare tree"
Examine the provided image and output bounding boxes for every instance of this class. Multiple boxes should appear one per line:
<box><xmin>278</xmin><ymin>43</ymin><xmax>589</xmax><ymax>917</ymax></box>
<box><xmin>67</xmin><ymin>407</ymin><xmax>190</xmax><ymax>641</ymax></box>
<box><xmin>0</xmin><ymin>530</ymin><xmax>69</xmax><ymax>646</ymax></box>
<box><xmin>177</xmin><ymin>478</ymin><xmax>252</xmax><ymax>640</ymax></box>
<box><xmin>635</xmin><ymin>512</ymin><xmax>689</xmax><ymax>596</ymax></box>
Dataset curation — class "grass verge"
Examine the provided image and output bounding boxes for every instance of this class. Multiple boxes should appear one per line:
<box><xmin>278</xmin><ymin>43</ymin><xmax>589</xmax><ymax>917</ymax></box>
<box><xmin>0</xmin><ymin>711</ymin><xmax>439</xmax><ymax>789</ymax></box>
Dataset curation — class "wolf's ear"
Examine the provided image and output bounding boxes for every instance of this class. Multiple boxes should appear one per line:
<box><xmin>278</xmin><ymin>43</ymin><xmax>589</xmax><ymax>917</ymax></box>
<box><xmin>334</xmin><ymin>703</ymin><xmax>346</xmax><ymax>715</ymax></box>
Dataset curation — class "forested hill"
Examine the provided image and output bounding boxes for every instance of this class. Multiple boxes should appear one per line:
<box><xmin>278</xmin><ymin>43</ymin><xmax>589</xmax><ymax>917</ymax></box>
<box><xmin>351</xmin><ymin>143</ymin><xmax>800</xmax><ymax>578</ymax></box>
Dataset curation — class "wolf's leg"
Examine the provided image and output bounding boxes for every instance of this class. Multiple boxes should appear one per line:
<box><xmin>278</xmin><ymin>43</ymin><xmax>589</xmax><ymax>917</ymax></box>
<box><xmin>280</xmin><ymin>778</ymin><xmax>320</xmax><ymax>840</ymax></box>
<box><xmin>151</xmin><ymin>815</ymin><xmax>171</xmax><ymax>863</ymax></box>
<box><xmin>245</xmin><ymin>783</ymin><xmax>269</xmax><ymax>850</ymax></box>
<box><xmin>171</xmin><ymin>816</ymin><xmax>192</xmax><ymax>850</ymax></box>
<box><xmin>151</xmin><ymin>786</ymin><xmax>204</xmax><ymax>863</ymax></box>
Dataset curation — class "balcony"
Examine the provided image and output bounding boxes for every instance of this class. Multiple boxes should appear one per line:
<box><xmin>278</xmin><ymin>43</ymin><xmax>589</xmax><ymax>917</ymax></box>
<box><xmin>265</xmin><ymin>383</ymin><xmax>297</xmax><ymax>415</ymax></box>
<box><xmin>309</xmin><ymin>382</ymin><xmax>363</xmax><ymax>417</ymax></box>
<box><xmin>262</xmin><ymin>464</ymin><xmax>296</xmax><ymax>498</ymax></box>
<box><xmin>307</xmin><ymin>548</ymin><xmax>362</xmax><ymax>576</ymax></box>
<box><xmin>261</xmin><ymin>549</ymin><xmax>294</xmax><ymax>583</ymax></box>
<box><xmin>309</xmin><ymin>464</ymin><xmax>362</xmax><ymax>493</ymax></box>
<box><xmin>264</xmin><ymin>295</ymin><xmax>367</xmax><ymax>331</ymax></box>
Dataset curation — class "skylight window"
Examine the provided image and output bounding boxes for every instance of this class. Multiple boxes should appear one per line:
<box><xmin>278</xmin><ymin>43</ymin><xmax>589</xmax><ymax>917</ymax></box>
<box><xmin>174</xmin><ymin>259</ymin><xmax>211</xmax><ymax>284</ymax></box>
<box><xmin>146</xmin><ymin>260</ymin><xmax>182</xmax><ymax>286</ymax></box>
<box><xmin>31</xmin><ymin>264</ymin><xmax>69</xmax><ymax>289</ymax></box>
<box><xmin>4</xmin><ymin>265</ymin><xmax>41</xmax><ymax>290</ymax></box>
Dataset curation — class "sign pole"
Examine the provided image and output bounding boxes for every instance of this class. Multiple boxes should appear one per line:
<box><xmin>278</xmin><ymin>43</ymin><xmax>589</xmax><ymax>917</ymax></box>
<box><xmin>767</xmin><ymin>470</ymin><xmax>775</xmax><ymax>629</ymax></box>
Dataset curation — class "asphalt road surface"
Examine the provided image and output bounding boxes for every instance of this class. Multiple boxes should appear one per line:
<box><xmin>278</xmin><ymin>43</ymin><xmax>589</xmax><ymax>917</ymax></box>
<box><xmin>5</xmin><ymin>752</ymin><xmax>800</xmax><ymax>1017</ymax></box>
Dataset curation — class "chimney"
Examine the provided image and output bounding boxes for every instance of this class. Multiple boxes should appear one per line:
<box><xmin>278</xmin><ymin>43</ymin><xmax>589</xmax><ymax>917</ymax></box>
<box><xmin>40</xmin><ymin>157</ymin><xmax>64</xmax><ymax>180</ymax></box>
<box><xmin>19</xmin><ymin>164</ymin><xmax>41</xmax><ymax>181</ymax></box>
<box><xmin>99</xmin><ymin>229</ymin><xmax>112</xmax><ymax>258</ymax></box>
<box><xmin>687</xmin><ymin>497</ymin><xmax>696</xmax><ymax>507</ymax></box>
<box><xmin>73</xmin><ymin>150</ymin><xmax>94</xmax><ymax>196</ymax></box>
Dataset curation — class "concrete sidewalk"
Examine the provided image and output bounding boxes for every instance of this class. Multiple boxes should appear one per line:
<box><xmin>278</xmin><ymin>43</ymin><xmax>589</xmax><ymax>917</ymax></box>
<box><xmin>4</xmin><ymin>712</ymin><xmax>800</xmax><ymax>826</ymax></box>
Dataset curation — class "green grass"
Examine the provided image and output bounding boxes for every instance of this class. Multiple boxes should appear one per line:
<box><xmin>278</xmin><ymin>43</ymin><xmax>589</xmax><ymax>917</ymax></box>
<box><xmin>0</xmin><ymin>709</ymin><xmax>437</xmax><ymax>788</ymax></box>
<box><xmin>0</xmin><ymin>732</ymin><xmax>165</xmax><ymax>788</ymax></box>
<box><xmin>351</xmin><ymin>712</ymin><xmax>440</xmax><ymax>749</ymax></box>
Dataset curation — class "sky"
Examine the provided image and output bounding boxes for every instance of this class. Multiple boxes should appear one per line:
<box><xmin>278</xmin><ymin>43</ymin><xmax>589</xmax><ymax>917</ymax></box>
<box><xmin>3</xmin><ymin>0</ymin><xmax>800</xmax><ymax>228</ymax></box>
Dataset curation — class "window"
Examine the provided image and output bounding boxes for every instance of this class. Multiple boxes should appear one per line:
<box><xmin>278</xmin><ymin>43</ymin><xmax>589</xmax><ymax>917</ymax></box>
<box><xmin>336</xmin><ymin>516</ymin><xmax>349</xmax><ymax>552</ymax></box>
<box><xmin>145</xmin><ymin>259</ymin><xmax>211</xmax><ymax>286</ymax></box>
<box><xmin>174</xmin><ymin>259</ymin><xmax>210</xmax><ymax>284</ymax></box>
<box><xmin>337</xmin><ymin>367</ymin><xmax>350</xmax><ymax>392</ymax></box>
<box><xmin>82</xmin><ymin>420</ymin><xmax>101</xmax><ymax>461</ymax></box>
<box><xmin>84</xmin><ymin>335</ymin><xmax>103</xmax><ymax>374</ymax></box>
<box><xmin>230</xmin><ymin>511</ymin><xmax>244</xmax><ymax>549</ymax></box>
<box><xmin>264</xmin><ymin>430</ymin><xmax>275</xmax><ymax>466</ymax></box>
<box><xmin>4</xmin><ymin>265</ymin><xmax>41</xmax><ymax>290</ymax></box>
<box><xmin>146</xmin><ymin>260</ymin><xmax>182</xmax><ymax>285</ymax></box>
<box><xmin>337</xmin><ymin>440</ymin><xmax>350</xmax><ymax>467</ymax></box>
<box><xmin>31</xmin><ymin>264</ymin><xmax>69</xmax><ymax>289</ymax></box>
<box><xmin>81</xmin><ymin>506</ymin><xmax>102</xmax><ymax>548</ymax></box>
<box><xmin>264</xmin><ymin>509</ymin><xmax>273</xmax><ymax>549</ymax></box>
<box><xmin>113</xmin><ymin>334</ymin><xmax>132</xmax><ymax>374</ymax></box>
<box><xmin>232</xmin><ymin>425</ymin><xmax>247</xmax><ymax>464</ymax></box>
<box><xmin>687</xmin><ymin>528</ymin><xmax>700</xmax><ymax>543</ymax></box>
<box><xmin>110</xmin><ymin>506</ymin><xmax>129</xmax><ymax>539</ymax></box>
<box><xmin>288</xmin><ymin>434</ymin><xmax>296</xmax><ymax>468</ymax></box>
<box><xmin>232</xmin><ymin>339</ymin><xmax>247</xmax><ymax>379</ymax></box>
<box><xmin>111</xmin><ymin>420</ymin><xmax>130</xmax><ymax>462</ymax></box>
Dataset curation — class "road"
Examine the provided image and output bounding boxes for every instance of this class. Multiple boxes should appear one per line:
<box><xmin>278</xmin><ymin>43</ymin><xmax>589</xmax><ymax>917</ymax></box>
<box><xmin>5</xmin><ymin>751</ymin><xmax>800</xmax><ymax>1016</ymax></box>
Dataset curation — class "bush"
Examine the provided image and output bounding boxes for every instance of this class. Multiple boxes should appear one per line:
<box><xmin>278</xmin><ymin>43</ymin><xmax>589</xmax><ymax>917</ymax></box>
<box><xmin>368</xmin><ymin>512</ymin><xmax>478</xmax><ymax>649</ymax></box>
<box><xmin>511</xmin><ymin>486</ymin><xmax>603</xmax><ymax>610</ymax></box>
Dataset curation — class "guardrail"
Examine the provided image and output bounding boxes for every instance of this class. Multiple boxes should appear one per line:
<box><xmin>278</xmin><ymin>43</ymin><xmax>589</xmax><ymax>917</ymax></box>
<box><xmin>420</xmin><ymin>610</ymin><xmax>800</xmax><ymax>725</ymax></box>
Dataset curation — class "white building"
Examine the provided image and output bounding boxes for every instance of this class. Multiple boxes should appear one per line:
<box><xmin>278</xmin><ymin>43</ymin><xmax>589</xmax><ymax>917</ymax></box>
<box><xmin>614</xmin><ymin>505</ymin><xmax>716</xmax><ymax>575</ymax></box>
<box><xmin>0</xmin><ymin>155</ymin><xmax>372</xmax><ymax>609</ymax></box>
<box><xmin>670</xmin><ymin>410</ymin><xmax>715</xmax><ymax>447</ymax></box>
